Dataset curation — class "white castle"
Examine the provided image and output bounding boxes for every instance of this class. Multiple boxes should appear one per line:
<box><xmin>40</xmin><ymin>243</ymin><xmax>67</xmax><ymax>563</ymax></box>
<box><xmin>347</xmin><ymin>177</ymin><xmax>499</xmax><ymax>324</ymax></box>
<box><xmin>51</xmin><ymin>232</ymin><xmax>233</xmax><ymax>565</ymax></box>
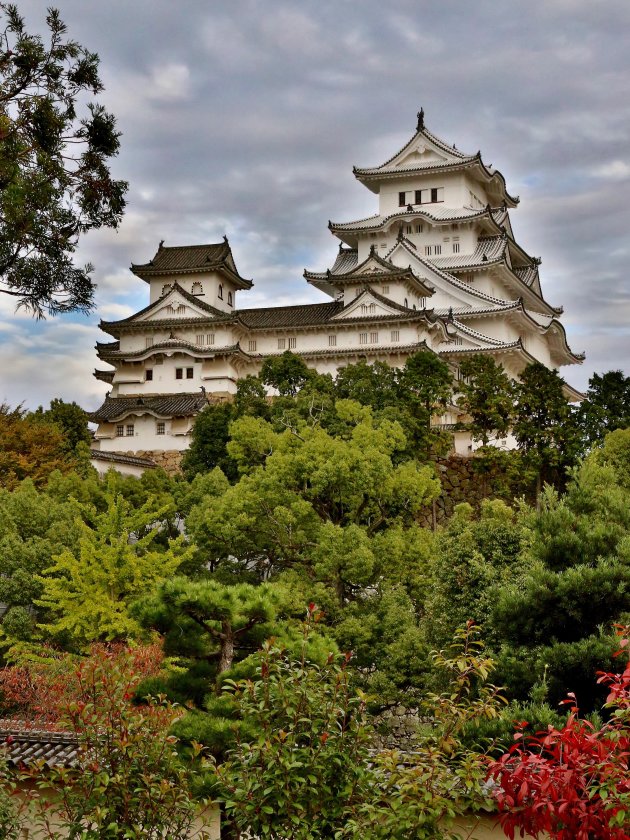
<box><xmin>90</xmin><ymin>111</ymin><xmax>583</xmax><ymax>472</ymax></box>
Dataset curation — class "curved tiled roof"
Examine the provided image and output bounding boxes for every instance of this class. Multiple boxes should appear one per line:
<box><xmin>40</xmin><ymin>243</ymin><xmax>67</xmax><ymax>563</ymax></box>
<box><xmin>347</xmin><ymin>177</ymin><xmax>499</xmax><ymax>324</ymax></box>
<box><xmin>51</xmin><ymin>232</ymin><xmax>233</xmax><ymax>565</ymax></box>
<box><xmin>329</xmin><ymin>205</ymin><xmax>486</xmax><ymax>233</ymax></box>
<box><xmin>131</xmin><ymin>239</ymin><xmax>253</xmax><ymax>289</ymax></box>
<box><xmin>430</xmin><ymin>235</ymin><xmax>509</xmax><ymax>270</ymax></box>
<box><xmin>89</xmin><ymin>393</ymin><xmax>208</xmax><ymax>423</ymax></box>
<box><xmin>97</xmin><ymin>339</ymin><xmax>242</xmax><ymax>361</ymax></box>
<box><xmin>0</xmin><ymin>722</ymin><xmax>79</xmax><ymax>768</ymax></box>
<box><xmin>237</xmin><ymin>301</ymin><xmax>343</xmax><ymax>328</ymax></box>
<box><xmin>90</xmin><ymin>450</ymin><xmax>157</xmax><ymax>468</ymax></box>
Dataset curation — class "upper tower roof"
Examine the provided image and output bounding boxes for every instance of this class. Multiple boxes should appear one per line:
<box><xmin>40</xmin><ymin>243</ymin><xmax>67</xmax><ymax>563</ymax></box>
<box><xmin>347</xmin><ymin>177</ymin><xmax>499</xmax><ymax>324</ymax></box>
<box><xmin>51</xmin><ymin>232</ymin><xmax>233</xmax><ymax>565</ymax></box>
<box><xmin>130</xmin><ymin>238</ymin><xmax>253</xmax><ymax>289</ymax></box>
<box><xmin>352</xmin><ymin>109</ymin><xmax>519</xmax><ymax>208</ymax></box>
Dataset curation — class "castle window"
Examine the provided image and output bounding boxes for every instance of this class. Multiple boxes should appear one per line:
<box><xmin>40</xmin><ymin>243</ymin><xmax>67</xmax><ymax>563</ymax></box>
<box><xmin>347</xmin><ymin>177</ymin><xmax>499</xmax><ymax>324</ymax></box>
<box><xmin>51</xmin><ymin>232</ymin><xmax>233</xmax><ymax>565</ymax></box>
<box><xmin>218</xmin><ymin>284</ymin><xmax>223</xmax><ymax>300</ymax></box>
<box><xmin>431</xmin><ymin>188</ymin><xmax>439</xmax><ymax>202</ymax></box>
<box><xmin>166</xmin><ymin>305</ymin><xmax>175</xmax><ymax>314</ymax></box>
<box><xmin>278</xmin><ymin>338</ymin><xmax>286</xmax><ymax>349</ymax></box>
<box><xmin>207</xmin><ymin>333</ymin><xmax>215</xmax><ymax>345</ymax></box>
<box><xmin>370</xmin><ymin>332</ymin><xmax>379</xmax><ymax>343</ymax></box>
<box><xmin>126</xmin><ymin>424</ymin><xmax>134</xmax><ymax>437</ymax></box>
<box><xmin>228</xmin><ymin>291</ymin><xmax>233</xmax><ymax>306</ymax></box>
<box><xmin>161</xmin><ymin>284</ymin><xmax>171</xmax><ymax>296</ymax></box>
<box><xmin>288</xmin><ymin>337</ymin><xmax>296</xmax><ymax>349</ymax></box>
<box><xmin>359</xmin><ymin>333</ymin><xmax>368</xmax><ymax>345</ymax></box>
<box><xmin>404</xmin><ymin>298</ymin><xmax>408</xmax><ymax>308</ymax></box>
<box><xmin>406</xmin><ymin>226</ymin><xmax>412</xmax><ymax>234</ymax></box>
<box><xmin>452</xmin><ymin>242</ymin><xmax>460</xmax><ymax>253</ymax></box>
<box><xmin>329</xmin><ymin>335</ymin><xmax>337</xmax><ymax>347</ymax></box>
<box><xmin>175</xmin><ymin>368</ymin><xmax>183</xmax><ymax>380</ymax></box>
<box><xmin>156</xmin><ymin>422</ymin><xmax>165</xmax><ymax>435</ymax></box>
<box><xmin>196</xmin><ymin>334</ymin><xmax>205</xmax><ymax>345</ymax></box>
<box><xmin>415</xmin><ymin>190</ymin><xmax>422</xmax><ymax>205</ymax></box>
<box><xmin>177</xmin><ymin>304</ymin><xmax>185</xmax><ymax>314</ymax></box>
<box><xmin>434</xmin><ymin>245</ymin><xmax>442</xmax><ymax>255</ymax></box>
<box><xmin>391</xmin><ymin>330</ymin><xmax>400</xmax><ymax>342</ymax></box>
<box><xmin>424</xmin><ymin>246</ymin><xmax>432</xmax><ymax>256</ymax></box>
<box><xmin>248</xmin><ymin>340</ymin><xmax>257</xmax><ymax>352</ymax></box>
<box><xmin>116</xmin><ymin>424</ymin><xmax>124</xmax><ymax>437</ymax></box>
<box><xmin>146</xmin><ymin>369</ymin><xmax>153</xmax><ymax>381</ymax></box>
<box><xmin>382</xmin><ymin>285</ymin><xmax>390</xmax><ymax>295</ymax></box>
<box><xmin>191</xmin><ymin>282</ymin><xmax>203</xmax><ymax>295</ymax></box>
<box><xmin>398</xmin><ymin>191</ymin><xmax>406</xmax><ymax>207</ymax></box>
<box><xmin>416</xmin><ymin>224</ymin><xmax>423</xmax><ymax>233</ymax></box>
<box><xmin>186</xmin><ymin>367</ymin><xmax>194</xmax><ymax>379</ymax></box>
<box><xmin>145</xmin><ymin>337</ymin><xmax>154</xmax><ymax>348</ymax></box>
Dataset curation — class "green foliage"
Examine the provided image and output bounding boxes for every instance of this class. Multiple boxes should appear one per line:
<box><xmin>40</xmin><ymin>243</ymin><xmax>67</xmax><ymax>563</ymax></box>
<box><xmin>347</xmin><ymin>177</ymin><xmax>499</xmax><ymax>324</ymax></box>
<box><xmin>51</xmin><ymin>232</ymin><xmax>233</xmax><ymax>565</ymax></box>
<box><xmin>456</xmin><ymin>355</ymin><xmax>514</xmax><ymax>446</ymax></box>
<box><xmin>513</xmin><ymin>362</ymin><xmax>581</xmax><ymax>492</ymax></box>
<box><xmin>577</xmin><ymin>370</ymin><xmax>630</xmax><ymax>448</ymax></box>
<box><xmin>14</xmin><ymin>647</ymin><xmax>213</xmax><ymax>838</ymax></box>
<box><xmin>181</xmin><ymin>402</ymin><xmax>238</xmax><ymax>481</ymax></box>
<box><xmin>598</xmin><ymin>427</ymin><xmax>630</xmax><ymax>490</ymax></box>
<box><xmin>31</xmin><ymin>397</ymin><xmax>91</xmax><ymax>452</ymax></box>
<box><xmin>0</xmin><ymin>4</ymin><xmax>127</xmax><ymax>316</ymax></box>
<box><xmin>260</xmin><ymin>350</ymin><xmax>313</xmax><ymax>396</ymax></box>
<box><xmin>0</xmin><ymin>753</ymin><xmax>21</xmax><ymax>839</ymax></box>
<box><xmin>34</xmin><ymin>493</ymin><xmax>191</xmax><ymax>650</ymax></box>
<box><xmin>218</xmin><ymin>620</ymin><xmax>502</xmax><ymax>840</ymax></box>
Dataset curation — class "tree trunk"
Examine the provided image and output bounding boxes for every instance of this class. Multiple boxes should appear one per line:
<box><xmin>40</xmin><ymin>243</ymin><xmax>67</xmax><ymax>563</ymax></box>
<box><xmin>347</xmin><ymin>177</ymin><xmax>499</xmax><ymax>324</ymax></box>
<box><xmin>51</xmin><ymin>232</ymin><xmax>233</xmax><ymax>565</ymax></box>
<box><xmin>218</xmin><ymin>622</ymin><xmax>235</xmax><ymax>674</ymax></box>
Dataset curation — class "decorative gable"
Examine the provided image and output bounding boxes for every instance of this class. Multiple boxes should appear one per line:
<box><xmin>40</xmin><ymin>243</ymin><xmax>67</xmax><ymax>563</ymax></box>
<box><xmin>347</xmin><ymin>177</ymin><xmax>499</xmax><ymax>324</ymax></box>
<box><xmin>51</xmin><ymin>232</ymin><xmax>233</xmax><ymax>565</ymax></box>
<box><xmin>331</xmin><ymin>289</ymin><xmax>406</xmax><ymax>320</ymax></box>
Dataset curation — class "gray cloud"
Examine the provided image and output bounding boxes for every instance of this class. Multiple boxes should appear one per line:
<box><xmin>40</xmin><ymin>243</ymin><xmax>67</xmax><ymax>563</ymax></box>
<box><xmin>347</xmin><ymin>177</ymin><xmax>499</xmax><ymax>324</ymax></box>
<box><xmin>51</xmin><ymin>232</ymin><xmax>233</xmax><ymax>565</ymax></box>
<box><xmin>1</xmin><ymin>0</ymin><xmax>629</xmax><ymax>409</ymax></box>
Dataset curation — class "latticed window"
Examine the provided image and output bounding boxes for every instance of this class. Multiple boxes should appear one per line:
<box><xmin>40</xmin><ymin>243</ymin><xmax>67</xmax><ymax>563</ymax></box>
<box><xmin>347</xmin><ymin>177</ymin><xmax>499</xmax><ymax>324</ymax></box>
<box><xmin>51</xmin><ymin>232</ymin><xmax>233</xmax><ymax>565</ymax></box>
<box><xmin>126</xmin><ymin>424</ymin><xmax>134</xmax><ymax>437</ymax></box>
<box><xmin>359</xmin><ymin>333</ymin><xmax>368</xmax><ymax>345</ymax></box>
<box><xmin>370</xmin><ymin>332</ymin><xmax>379</xmax><ymax>344</ymax></box>
<box><xmin>116</xmin><ymin>424</ymin><xmax>124</xmax><ymax>437</ymax></box>
<box><xmin>382</xmin><ymin>285</ymin><xmax>390</xmax><ymax>295</ymax></box>
<box><xmin>207</xmin><ymin>333</ymin><xmax>215</xmax><ymax>345</ymax></box>
<box><xmin>288</xmin><ymin>337</ymin><xmax>296</xmax><ymax>349</ymax></box>
<box><xmin>248</xmin><ymin>340</ymin><xmax>257</xmax><ymax>352</ymax></box>
<box><xmin>391</xmin><ymin>330</ymin><xmax>400</xmax><ymax>342</ymax></box>
<box><xmin>328</xmin><ymin>335</ymin><xmax>337</xmax><ymax>347</ymax></box>
<box><xmin>145</xmin><ymin>336</ymin><xmax>154</xmax><ymax>348</ymax></box>
<box><xmin>424</xmin><ymin>246</ymin><xmax>432</xmax><ymax>256</ymax></box>
<box><xmin>196</xmin><ymin>335</ymin><xmax>205</xmax><ymax>345</ymax></box>
<box><xmin>453</xmin><ymin>242</ymin><xmax>460</xmax><ymax>253</ymax></box>
<box><xmin>278</xmin><ymin>338</ymin><xmax>286</xmax><ymax>349</ymax></box>
<box><xmin>156</xmin><ymin>422</ymin><xmax>165</xmax><ymax>435</ymax></box>
<box><xmin>434</xmin><ymin>245</ymin><xmax>442</xmax><ymax>255</ymax></box>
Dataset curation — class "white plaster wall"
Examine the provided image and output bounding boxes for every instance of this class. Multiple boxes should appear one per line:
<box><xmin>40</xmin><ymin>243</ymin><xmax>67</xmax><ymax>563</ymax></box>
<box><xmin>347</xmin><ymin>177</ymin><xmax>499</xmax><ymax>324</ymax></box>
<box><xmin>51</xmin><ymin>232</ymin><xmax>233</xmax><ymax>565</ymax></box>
<box><xmin>97</xmin><ymin>414</ymin><xmax>192</xmax><ymax>452</ymax></box>
<box><xmin>378</xmin><ymin>172</ymin><xmax>470</xmax><ymax>216</ymax></box>
<box><xmin>148</xmin><ymin>271</ymin><xmax>239</xmax><ymax>311</ymax></box>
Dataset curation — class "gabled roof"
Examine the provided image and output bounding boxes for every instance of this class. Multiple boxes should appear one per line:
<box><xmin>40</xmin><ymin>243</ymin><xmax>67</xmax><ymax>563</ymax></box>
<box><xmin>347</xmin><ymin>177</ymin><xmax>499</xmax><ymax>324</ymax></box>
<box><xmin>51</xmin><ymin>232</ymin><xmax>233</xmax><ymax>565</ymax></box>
<box><xmin>131</xmin><ymin>239</ymin><xmax>253</xmax><ymax>289</ymax></box>
<box><xmin>89</xmin><ymin>393</ymin><xmax>208</xmax><ymax>423</ymax></box>
<box><xmin>329</xmin><ymin>205</ymin><xmax>488</xmax><ymax>237</ymax></box>
<box><xmin>305</xmin><ymin>247</ymin><xmax>434</xmax><ymax>298</ymax></box>
<box><xmin>352</xmin><ymin>111</ymin><xmax>519</xmax><ymax>207</ymax></box>
<box><xmin>96</xmin><ymin>338</ymin><xmax>243</xmax><ymax>362</ymax></box>
<box><xmin>99</xmin><ymin>283</ymin><xmax>230</xmax><ymax>337</ymax></box>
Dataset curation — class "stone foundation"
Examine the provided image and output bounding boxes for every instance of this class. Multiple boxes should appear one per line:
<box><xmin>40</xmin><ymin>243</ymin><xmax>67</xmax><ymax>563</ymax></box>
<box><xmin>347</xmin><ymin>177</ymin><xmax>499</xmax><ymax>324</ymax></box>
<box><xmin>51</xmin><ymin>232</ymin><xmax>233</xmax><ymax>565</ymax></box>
<box><xmin>133</xmin><ymin>450</ymin><xmax>185</xmax><ymax>475</ymax></box>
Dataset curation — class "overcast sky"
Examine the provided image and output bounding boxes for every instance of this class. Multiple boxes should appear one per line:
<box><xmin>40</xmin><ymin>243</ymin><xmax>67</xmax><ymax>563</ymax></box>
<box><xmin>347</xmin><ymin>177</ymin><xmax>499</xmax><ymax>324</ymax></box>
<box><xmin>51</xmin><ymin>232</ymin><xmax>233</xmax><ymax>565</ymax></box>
<box><xmin>1</xmin><ymin>0</ymin><xmax>629</xmax><ymax>410</ymax></box>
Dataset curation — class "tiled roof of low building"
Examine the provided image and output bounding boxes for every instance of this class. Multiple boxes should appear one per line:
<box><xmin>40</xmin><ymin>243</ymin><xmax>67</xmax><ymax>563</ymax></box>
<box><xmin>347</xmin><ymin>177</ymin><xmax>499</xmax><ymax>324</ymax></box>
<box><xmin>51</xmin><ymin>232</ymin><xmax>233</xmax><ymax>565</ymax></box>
<box><xmin>89</xmin><ymin>392</ymin><xmax>208</xmax><ymax>423</ymax></box>
<box><xmin>90</xmin><ymin>450</ymin><xmax>157</xmax><ymax>468</ymax></box>
<box><xmin>0</xmin><ymin>722</ymin><xmax>79</xmax><ymax>768</ymax></box>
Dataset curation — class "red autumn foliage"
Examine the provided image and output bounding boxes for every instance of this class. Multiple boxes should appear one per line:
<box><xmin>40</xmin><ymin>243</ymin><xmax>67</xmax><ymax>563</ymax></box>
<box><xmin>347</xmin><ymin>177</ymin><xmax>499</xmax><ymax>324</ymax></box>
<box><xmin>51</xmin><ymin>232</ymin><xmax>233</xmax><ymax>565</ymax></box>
<box><xmin>488</xmin><ymin>626</ymin><xmax>630</xmax><ymax>840</ymax></box>
<box><xmin>0</xmin><ymin>643</ymin><xmax>163</xmax><ymax>726</ymax></box>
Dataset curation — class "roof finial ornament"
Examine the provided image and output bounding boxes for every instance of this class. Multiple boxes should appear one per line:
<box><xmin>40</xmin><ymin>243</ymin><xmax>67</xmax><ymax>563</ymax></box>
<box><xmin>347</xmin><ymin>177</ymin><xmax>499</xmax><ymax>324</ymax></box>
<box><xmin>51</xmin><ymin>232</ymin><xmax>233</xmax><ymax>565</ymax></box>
<box><xmin>369</xmin><ymin>243</ymin><xmax>376</xmax><ymax>255</ymax></box>
<box><xmin>158</xmin><ymin>239</ymin><xmax>164</xmax><ymax>249</ymax></box>
<box><xmin>447</xmin><ymin>306</ymin><xmax>454</xmax><ymax>322</ymax></box>
<box><xmin>223</xmin><ymin>234</ymin><xmax>228</xmax><ymax>243</ymax></box>
<box><xmin>417</xmin><ymin>108</ymin><xmax>425</xmax><ymax>132</ymax></box>
<box><xmin>338</xmin><ymin>242</ymin><xmax>344</xmax><ymax>253</ymax></box>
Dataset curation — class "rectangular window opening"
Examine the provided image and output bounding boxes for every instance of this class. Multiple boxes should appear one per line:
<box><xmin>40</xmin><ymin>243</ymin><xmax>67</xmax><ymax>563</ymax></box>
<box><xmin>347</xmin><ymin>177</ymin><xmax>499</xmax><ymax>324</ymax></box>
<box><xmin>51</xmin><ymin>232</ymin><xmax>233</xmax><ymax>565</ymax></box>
<box><xmin>278</xmin><ymin>338</ymin><xmax>286</xmax><ymax>350</ymax></box>
<box><xmin>328</xmin><ymin>335</ymin><xmax>337</xmax><ymax>347</ymax></box>
<box><xmin>116</xmin><ymin>424</ymin><xmax>124</xmax><ymax>437</ymax></box>
<box><xmin>126</xmin><ymin>424</ymin><xmax>134</xmax><ymax>437</ymax></box>
<box><xmin>288</xmin><ymin>337</ymin><xmax>296</xmax><ymax>349</ymax></box>
<box><xmin>248</xmin><ymin>340</ymin><xmax>257</xmax><ymax>352</ymax></box>
<box><xmin>156</xmin><ymin>422</ymin><xmax>165</xmax><ymax>436</ymax></box>
<box><xmin>145</xmin><ymin>369</ymin><xmax>153</xmax><ymax>381</ymax></box>
<box><xmin>391</xmin><ymin>330</ymin><xmax>400</xmax><ymax>342</ymax></box>
<box><xmin>186</xmin><ymin>367</ymin><xmax>194</xmax><ymax>379</ymax></box>
<box><xmin>175</xmin><ymin>368</ymin><xmax>183</xmax><ymax>380</ymax></box>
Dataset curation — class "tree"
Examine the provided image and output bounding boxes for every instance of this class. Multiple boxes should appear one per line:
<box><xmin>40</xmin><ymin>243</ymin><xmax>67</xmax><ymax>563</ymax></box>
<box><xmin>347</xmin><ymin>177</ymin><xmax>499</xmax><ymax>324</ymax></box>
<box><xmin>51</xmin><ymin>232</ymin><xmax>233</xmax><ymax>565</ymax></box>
<box><xmin>181</xmin><ymin>402</ymin><xmax>238</xmax><ymax>481</ymax></box>
<box><xmin>513</xmin><ymin>362</ymin><xmax>580</xmax><ymax>495</ymax></box>
<box><xmin>260</xmin><ymin>351</ymin><xmax>313</xmax><ymax>396</ymax></box>
<box><xmin>397</xmin><ymin>350</ymin><xmax>454</xmax><ymax>456</ymax></box>
<box><xmin>578</xmin><ymin>370</ymin><xmax>630</xmax><ymax>449</ymax></box>
<box><xmin>31</xmin><ymin>398</ymin><xmax>91</xmax><ymax>452</ymax></box>
<box><xmin>134</xmin><ymin>577</ymin><xmax>281</xmax><ymax>677</ymax></box>
<box><xmin>456</xmin><ymin>355</ymin><xmax>514</xmax><ymax>446</ymax></box>
<box><xmin>0</xmin><ymin>4</ymin><xmax>127</xmax><ymax>316</ymax></box>
<box><xmin>13</xmin><ymin>647</ymin><xmax>213</xmax><ymax>839</ymax></box>
<box><xmin>34</xmin><ymin>493</ymin><xmax>192</xmax><ymax>650</ymax></box>
<box><xmin>335</xmin><ymin>360</ymin><xmax>399</xmax><ymax>410</ymax></box>
<box><xmin>0</xmin><ymin>402</ymin><xmax>78</xmax><ymax>488</ymax></box>
<box><xmin>489</xmin><ymin>626</ymin><xmax>630</xmax><ymax>840</ymax></box>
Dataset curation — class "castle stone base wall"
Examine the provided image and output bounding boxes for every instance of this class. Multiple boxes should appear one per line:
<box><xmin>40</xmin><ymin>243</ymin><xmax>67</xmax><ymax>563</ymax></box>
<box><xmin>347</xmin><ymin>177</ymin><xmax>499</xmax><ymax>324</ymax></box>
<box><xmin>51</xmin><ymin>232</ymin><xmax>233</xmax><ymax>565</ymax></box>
<box><xmin>134</xmin><ymin>450</ymin><xmax>185</xmax><ymax>475</ymax></box>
